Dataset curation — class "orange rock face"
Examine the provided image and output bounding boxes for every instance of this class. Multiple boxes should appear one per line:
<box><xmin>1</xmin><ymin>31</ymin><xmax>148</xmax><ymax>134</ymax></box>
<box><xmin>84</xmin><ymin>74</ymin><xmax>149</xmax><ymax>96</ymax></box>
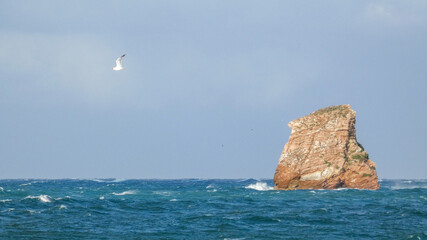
<box><xmin>273</xmin><ymin>105</ymin><xmax>379</xmax><ymax>190</ymax></box>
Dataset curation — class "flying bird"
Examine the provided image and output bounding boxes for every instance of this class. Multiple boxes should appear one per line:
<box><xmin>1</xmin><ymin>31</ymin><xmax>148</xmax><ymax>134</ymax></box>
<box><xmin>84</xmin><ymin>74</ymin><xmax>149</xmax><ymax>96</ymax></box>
<box><xmin>112</xmin><ymin>54</ymin><xmax>126</xmax><ymax>71</ymax></box>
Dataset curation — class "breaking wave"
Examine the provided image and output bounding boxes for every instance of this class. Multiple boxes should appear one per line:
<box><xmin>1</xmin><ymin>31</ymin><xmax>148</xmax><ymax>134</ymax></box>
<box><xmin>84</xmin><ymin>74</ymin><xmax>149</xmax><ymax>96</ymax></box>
<box><xmin>387</xmin><ymin>180</ymin><xmax>427</xmax><ymax>190</ymax></box>
<box><xmin>245</xmin><ymin>182</ymin><xmax>274</xmax><ymax>191</ymax></box>
<box><xmin>91</xmin><ymin>178</ymin><xmax>128</xmax><ymax>183</ymax></box>
<box><xmin>389</xmin><ymin>185</ymin><xmax>427</xmax><ymax>190</ymax></box>
<box><xmin>112</xmin><ymin>190</ymin><xmax>137</xmax><ymax>196</ymax></box>
<box><xmin>25</xmin><ymin>195</ymin><xmax>53</xmax><ymax>203</ymax></box>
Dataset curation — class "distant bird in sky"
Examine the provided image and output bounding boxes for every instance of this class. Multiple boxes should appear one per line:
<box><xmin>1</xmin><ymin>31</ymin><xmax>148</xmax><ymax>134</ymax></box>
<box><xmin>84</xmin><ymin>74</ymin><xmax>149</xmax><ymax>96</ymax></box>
<box><xmin>112</xmin><ymin>54</ymin><xmax>126</xmax><ymax>71</ymax></box>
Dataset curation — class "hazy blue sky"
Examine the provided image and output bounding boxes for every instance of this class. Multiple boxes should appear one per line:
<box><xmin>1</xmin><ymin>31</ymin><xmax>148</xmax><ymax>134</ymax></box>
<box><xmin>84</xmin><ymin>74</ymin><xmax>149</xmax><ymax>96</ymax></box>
<box><xmin>1</xmin><ymin>1</ymin><xmax>426</xmax><ymax>179</ymax></box>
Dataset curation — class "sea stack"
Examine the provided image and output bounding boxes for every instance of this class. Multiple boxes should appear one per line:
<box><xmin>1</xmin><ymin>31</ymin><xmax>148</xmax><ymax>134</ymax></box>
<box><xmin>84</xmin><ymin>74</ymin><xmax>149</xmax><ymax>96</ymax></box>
<box><xmin>273</xmin><ymin>105</ymin><xmax>379</xmax><ymax>190</ymax></box>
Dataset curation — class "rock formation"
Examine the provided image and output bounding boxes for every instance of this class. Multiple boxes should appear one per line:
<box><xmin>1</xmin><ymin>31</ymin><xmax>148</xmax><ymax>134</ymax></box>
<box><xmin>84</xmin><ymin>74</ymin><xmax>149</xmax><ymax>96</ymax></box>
<box><xmin>273</xmin><ymin>105</ymin><xmax>379</xmax><ymax>190</ymax></box>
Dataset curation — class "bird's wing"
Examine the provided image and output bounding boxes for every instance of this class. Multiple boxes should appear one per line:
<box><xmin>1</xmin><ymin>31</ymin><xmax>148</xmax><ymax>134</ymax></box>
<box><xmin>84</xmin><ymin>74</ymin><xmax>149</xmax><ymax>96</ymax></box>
<box><xmin>115</xmin><ymin>54</ymin><xmax>126</xmax><ymax>67</ymax></box>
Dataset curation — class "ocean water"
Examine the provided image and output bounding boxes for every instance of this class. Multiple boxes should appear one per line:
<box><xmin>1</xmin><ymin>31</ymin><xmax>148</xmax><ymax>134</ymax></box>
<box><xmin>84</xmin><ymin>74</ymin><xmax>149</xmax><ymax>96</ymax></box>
<box><xmin>0</xmin><ymin>179</ymin><xmax>426</xmax><ymax>239</ymax></box>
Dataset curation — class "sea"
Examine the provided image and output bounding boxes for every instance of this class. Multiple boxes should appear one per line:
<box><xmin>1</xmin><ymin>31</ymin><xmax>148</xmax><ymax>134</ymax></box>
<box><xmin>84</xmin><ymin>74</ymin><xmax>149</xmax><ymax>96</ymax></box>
<box><xmin>0</xmin><ymin>179</ymin><xmax>425</xmax><ymax>239</ymax></box>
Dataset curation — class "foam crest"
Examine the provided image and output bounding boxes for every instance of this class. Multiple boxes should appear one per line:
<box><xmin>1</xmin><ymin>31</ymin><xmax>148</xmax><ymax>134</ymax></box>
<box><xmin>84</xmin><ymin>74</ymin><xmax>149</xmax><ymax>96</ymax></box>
<box><xmin>92</xmin><ymin>178</ymin><xmax>127</xmax><ymax>183</ymax></box>
<box><xmin>112</xmin><ymin>190</ymin><xmax>137</xmax><ymax>196</ymax></box>
<box><xmin>153</xmin><ymin>191</ymin><xmax>172</xmax><ymax>196</ymax></box>
<box><xmin>245</xmin><ymin>182</ymin><xmax>274</xmax><ymax>191</ymax></box>
<box><xmin>25</xmin><ymin>195</ymin><xmax>53</xmax><ymax>203</ymax></box>
<box><xmin>332</xmin><ymin>188</ymin><xmax>349</xmax><ymax>191</ymax></box>
<box><xmin>390</xmin><ymin>185</ymin><xmax>427</xmax><ymax>190</ymax></box>
<box><xmin>388</xmin><ymin>180</ymin><xmax>427</xmax><ymax>190</ymax></box>
<box><xmin>26</xmin><ymin>210</ymin><xmax>40</xmax><ymax>214</ymax></box>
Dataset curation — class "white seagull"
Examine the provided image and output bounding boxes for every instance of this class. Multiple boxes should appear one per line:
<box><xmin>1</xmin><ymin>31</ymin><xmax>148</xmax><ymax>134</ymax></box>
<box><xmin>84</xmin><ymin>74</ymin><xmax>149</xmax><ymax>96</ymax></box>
<box><xmin>112</xmin><ymin>54</ymin><xmax>126</xmax><ymax>71</ymax></box>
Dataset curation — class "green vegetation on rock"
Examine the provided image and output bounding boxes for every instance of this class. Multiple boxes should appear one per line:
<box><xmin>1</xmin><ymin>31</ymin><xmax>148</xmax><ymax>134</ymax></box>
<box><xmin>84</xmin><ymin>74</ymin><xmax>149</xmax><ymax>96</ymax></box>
<box><xmin>311</xmin><ymin>105</ymin><xmax>351</xmax><ymax>118</ymax></box>
<box><xmin>351</xmin><ymin>154</ymin><xmax>367</xmax><ymax>163</ymax></box>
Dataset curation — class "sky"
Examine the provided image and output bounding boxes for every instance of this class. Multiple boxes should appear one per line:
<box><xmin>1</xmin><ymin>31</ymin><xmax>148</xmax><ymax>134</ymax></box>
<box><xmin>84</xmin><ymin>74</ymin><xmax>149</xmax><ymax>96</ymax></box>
<box><xmin>0</xmin><ymin>1</ymin><xmax>426</xmax><ymax>179</ymax></box>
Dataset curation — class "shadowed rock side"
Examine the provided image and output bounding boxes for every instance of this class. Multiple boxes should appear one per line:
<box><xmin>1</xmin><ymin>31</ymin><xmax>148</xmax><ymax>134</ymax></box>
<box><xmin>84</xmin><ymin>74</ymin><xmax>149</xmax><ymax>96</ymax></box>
<box><xmin>273</xmin><ymin>105</ymin><xmax>379</xmax><ymax>190</ymax></box>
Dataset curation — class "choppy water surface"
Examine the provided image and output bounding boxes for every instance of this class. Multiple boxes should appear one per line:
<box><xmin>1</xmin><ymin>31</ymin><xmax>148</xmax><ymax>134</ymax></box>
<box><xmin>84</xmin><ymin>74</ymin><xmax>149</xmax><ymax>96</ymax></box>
<box><xmin>0</xmin><ymin>179</ymin><xmax>426</xmax><ymax>239</ymax></box>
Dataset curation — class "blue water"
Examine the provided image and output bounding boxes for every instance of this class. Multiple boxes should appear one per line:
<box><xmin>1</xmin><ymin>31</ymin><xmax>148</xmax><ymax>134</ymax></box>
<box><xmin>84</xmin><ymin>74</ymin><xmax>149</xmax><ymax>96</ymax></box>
<box><xmin>0</xmin><ymin>179</ymin><xmax>426</xmax><ymax>239</ymax></box>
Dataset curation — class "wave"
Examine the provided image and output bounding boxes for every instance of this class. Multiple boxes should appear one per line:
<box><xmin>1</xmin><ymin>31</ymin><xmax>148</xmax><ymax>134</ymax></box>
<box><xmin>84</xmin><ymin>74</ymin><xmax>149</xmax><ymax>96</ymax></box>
<box><xmin>237</xmin><ymin>178</ymin><xmax>258</xmax><ymax>183</ymax></box>
<box><xmin>26</xmin><ymin>209</ymin><xmax>40</xmax><ymax>214</ymax></box>
<box><xmin>387</xmin><ymin>180</ymin><xmax>427</xmax><ymax>190</ymax></box>
<box><xmin>112</xmin><ymin>190</ymin><xmax>137</xmax><ymax>196</ymax></box>
<box><xmin>389</xmin><ymin>185</ymin><xmax>427</xmax><ymax>190</ymax></box>
<box><xmin>332</xmin><ymin>188</ymin><xmax>349</xmax><ymax>191</ymax></box>
<box><xmin>91</xmin><ymin>178</ymin><xmax>128</xmax><ymax>183</ymax></box>
<box><xmin>25</xmin><ymin>195</ymin><xmax>53</xmax><ymax>203</ymax></box>
<box><xmin>152</xmin><ymin>191</ymin><xmax>172</xmax><ymax>196</ymax></box>
<box><xmin>19</xmin><ymin>183</ymin><xmax>32</xmax><ymax>186</ymax></box>
<box><xmin>245</xmin><ymin>182</ymin><xmax>274</xmax><ymax>191</ymax></box>
<box><xmin>0</xmin><ymin>199</ymin><xmax>12</xmax><ymax>203</ymax></box>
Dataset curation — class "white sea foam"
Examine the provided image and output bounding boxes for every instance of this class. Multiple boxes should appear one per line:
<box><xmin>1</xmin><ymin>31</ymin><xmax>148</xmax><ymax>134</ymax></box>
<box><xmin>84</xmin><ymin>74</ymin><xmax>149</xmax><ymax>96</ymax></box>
<box><xmin>59</xmin><ymin>205</ymin><xmax>67</xmax><ymax>210</ymax></box>
<box><xmin>389</xmin><ymin>181</ymin><xmax>427</xmax><ymax>190</ymax></box>
<box><xmin>0</xmin><ymin>187</ymin><xmax>3</xmax><ymax>192</ymax></box>
<box><xmin>27</xmin><ymin>209</ymin><xmax>41</xmax><ymax>214</ymax></box>
<box><xmin>25</xmin><ymin>195</ymin><xmax>53</xmax><ymax>203</ymax></box>
<box><xmin>333</xmin><ymin>188</ymin><xmax>349</xmax><ymax>191</ymax></box>
<box><xmin>99</xmin><ymin>196</ymin><xmax>105</xmax><ymax>200</ymax></box>
<box><xmin>170</xmin><ymin>199</ymin><xmax>178</xmax><ymax>202</ymax></box>
<box><xmin>245</xmin><ymin>182</ymin><xmax>273</xmax><ymax>191</ymax></box>
<box><xmin>0</xmin><ymin>199</ymin><xmax>12</xmax><ymax>203</ymax></box>
<box><xmin>19</xmin><ymin>183</ymin><xmax>32</xmax><ymax>186</ymax></box>
<box><xmin>206</xmin><ymin>184</ymin><xmax>214</xmax><ymax>189</ymax></box>
<box><xmin>390</xmin><ymin>185</ymin><xmax>427</xmax><ymax>190</ymax></box>
<box><xmin>153</xmin><ymin>191</ymin><xmax>172</xmax><ymax>196</ymax></box>
<box><xmin>112</xmin><ymin>190</ymin><xmax>137</xmax><ymax>196</ymax></box>
<box><xmin>92</xmin><ymin>178</ymin><xmax>127</xmax><ymax>183</ymax></box>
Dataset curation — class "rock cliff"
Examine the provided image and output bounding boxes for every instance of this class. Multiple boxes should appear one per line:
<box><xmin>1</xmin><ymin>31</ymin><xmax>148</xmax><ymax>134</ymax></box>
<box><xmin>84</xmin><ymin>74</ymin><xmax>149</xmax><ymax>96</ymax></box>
<box><xmin>273</xmin><ymin>105</ymin><xmax>379</xmax><ymax>190</ymax></box>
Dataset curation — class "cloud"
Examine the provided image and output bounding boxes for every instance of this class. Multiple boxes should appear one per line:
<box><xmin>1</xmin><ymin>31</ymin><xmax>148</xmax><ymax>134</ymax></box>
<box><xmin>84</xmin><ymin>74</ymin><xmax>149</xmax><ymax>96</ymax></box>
<box><xmin>363</xmin><ymin>2</ymin><xmax>427</xmax><ymax>26</ymax></box>
<box><xmin>366</xmin><ymin>4</ymin><xmax>393</xmax><ymax>19</ymax></box>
